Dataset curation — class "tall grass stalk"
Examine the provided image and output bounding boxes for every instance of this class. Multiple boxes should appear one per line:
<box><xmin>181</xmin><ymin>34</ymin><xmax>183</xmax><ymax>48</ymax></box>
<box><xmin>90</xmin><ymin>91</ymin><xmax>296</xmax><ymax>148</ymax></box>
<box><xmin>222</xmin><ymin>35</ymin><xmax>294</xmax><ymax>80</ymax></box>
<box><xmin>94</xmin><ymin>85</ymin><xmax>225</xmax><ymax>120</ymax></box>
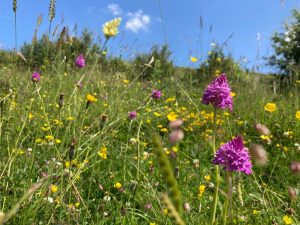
<box><xmin>13</xmin><ymin>0</ymin><xmax>18</xmax><ymax>52</ymax></box>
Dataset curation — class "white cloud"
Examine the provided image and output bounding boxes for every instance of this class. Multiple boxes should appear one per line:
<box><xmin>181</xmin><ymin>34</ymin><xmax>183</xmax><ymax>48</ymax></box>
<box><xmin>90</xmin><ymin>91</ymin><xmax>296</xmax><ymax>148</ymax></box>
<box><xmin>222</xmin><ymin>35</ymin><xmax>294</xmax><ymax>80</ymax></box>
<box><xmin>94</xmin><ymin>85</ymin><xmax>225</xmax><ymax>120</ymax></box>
<box><xmin>125</xmin><ymin>10</ymin><xmax>150</xmax><ymax>33</ymax></box>
<box><xmin>107</xmin><ymin>3</ymin><xmax>122</xmax><ymax>16</ymax></box>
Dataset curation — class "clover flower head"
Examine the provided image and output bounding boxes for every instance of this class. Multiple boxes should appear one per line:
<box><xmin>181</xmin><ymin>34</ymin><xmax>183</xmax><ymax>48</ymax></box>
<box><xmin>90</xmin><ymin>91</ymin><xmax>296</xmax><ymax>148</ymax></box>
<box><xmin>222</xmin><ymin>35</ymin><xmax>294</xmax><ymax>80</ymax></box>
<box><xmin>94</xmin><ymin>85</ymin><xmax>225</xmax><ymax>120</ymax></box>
<box><xmin>128</xmin><ymin>111</ymin><xmax>137</xmax><ymax>120</ymax></box>
<box><xmin>151</xmin><ymin>89</ymin><xmax>162</xmax><ymax>99</ymax></box>
<box><xmin>202</xmin><ymin>73</ymin><xmax>233</xmax><ymax>111</ymax></box>
<box><xmin>213</xmin><ymin>136</ymin><xmax>252</xmax><ymax>174</ymax></box>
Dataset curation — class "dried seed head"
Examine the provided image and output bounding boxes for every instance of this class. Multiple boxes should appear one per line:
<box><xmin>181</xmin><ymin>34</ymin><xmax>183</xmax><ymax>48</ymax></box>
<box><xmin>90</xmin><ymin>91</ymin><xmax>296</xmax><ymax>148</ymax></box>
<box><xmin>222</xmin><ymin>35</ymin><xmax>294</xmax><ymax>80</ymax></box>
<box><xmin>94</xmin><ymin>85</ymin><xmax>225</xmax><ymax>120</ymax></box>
<box><xmin>290</xmin><ymin>161</ymin><xmax>300</xmax><ymax>175</ymax></box>
<box><xmin>59</xmin><ymin>93</ymin><xmax>64</xmax><ymax>109</ymax></box>
<box><xmin>13</xmin><ymin>0</ymin><xmax>17</xmax><ymax>13</ymax></box>
<box><xmin>255</xmin><ymin>123</ymin><xmax>270</xmax><ymax>136</ymax></box>
<box><xmin>288</xmin><ymin>187</ymin><xmax>298</xmax><ymax>201</ymax></box>
<box><xmin>286</xmin><ymin>207</ymin><xmax>295</xmax><ymax>215</ymax></box>
<box><xmin>169</xmin><ymin>129</ymin><xmax>184</xmax><ymax>145</ymax></box>
<box><xmin>249</xmin><ymin>144</ymin><xmax>268</xmax><ymax>166</ymax></box>
<box><xmin>48</xmin><ymin>0</ymin><xmax>56</xmax><ymax>22</ymax></box>
<box><xmin>100</xmin><ymin>114</ymin><xmax>108</xmax><ymax>129</ymax></box>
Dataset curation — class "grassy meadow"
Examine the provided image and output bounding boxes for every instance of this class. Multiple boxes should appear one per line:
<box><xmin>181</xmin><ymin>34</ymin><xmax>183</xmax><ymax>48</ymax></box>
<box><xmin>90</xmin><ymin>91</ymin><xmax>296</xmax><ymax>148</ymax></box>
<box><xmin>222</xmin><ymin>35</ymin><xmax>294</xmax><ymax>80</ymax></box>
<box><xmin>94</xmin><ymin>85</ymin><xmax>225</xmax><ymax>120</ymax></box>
<box><xmin>0</xmin><ymin>61</ymin><xmax>299</xmax><ymax>225</ymax></box>
<box><xmin>1</xmin><ymin>2</ymin><xmax>300</xmax><ymax>225</ymax></box>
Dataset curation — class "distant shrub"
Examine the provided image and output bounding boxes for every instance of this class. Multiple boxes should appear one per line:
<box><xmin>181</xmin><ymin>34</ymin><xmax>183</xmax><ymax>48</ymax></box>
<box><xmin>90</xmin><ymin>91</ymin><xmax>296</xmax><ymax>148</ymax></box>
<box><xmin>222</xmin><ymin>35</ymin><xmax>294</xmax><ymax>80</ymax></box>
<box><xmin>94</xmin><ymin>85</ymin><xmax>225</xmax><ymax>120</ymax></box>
<box><xmin>132</xmin><ymin>44</ymin><xmax>174</xmax><ymax>81</ymax></box>
<box><xmin>20</xmin><ymin>28</ymin><xmax>101</xmax><ymax>70</ymax></box>
<box><xmin>197</xmin><ymin>45</ymin><xmax>242</xmax><ymax>81</ymax></box>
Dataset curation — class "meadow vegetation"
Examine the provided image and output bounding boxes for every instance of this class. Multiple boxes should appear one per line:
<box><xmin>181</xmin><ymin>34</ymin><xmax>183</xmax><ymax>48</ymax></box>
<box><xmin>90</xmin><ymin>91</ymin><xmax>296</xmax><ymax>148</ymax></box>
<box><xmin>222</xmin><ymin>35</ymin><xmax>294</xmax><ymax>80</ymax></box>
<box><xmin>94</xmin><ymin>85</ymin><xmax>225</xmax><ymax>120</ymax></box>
<box><xmin>0</xmin><ymin>1</ymin><xmax>300</xmax><ymax>225</ymax></box>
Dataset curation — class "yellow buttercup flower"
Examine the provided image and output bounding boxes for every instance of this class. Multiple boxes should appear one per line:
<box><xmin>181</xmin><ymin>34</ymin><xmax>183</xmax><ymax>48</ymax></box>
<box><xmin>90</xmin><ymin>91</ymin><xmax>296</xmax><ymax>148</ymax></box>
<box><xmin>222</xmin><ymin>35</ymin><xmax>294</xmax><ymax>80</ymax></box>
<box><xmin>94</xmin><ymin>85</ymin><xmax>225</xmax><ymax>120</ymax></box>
<box><xmin>114</xmin><ymin>182</ymin><xmax>122</xmax><ymax>189</ymax></box>
<box><xmin>102</xmin><ymin>17</ymin><xmax>122</xmax><ymax>39</ymax></box>
<box><xmin>296</xmin><ymin>111</ymin><xmax>300</xmax><ymax>120</ymax></box>
<box><xmin>86</xmin><ymin>94</ymin><xmax>97</xmax><ymax>103</ymax></box>
<box><xmin>264</xmin><ymin>103</ymin><xmax>277</xmax><ymax>113</ymax></box>
<box><xmin>167</xmin><ymin>112</ymin><xmax>177</xmax><ymax>121</ymax></box>
<box><xmin>50</xmin><ymin>184</ymin><xmax>58</xmax><ymax>193</ymax></box>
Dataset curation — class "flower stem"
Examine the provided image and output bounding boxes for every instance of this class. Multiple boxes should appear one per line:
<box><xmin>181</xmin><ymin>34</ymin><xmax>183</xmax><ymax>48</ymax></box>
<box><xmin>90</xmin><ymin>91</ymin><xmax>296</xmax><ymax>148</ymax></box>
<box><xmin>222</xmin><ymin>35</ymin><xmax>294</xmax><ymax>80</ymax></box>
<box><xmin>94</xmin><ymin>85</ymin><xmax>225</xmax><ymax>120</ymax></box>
<box><xmin>210</xmin><ymin>108</ymin><xmax>220</xmax><ymax>225</ymax></box>
<box><xmin>222</xmin><ymin>171</ymin><xmax>232</xmax><ymax>225</ymax></box>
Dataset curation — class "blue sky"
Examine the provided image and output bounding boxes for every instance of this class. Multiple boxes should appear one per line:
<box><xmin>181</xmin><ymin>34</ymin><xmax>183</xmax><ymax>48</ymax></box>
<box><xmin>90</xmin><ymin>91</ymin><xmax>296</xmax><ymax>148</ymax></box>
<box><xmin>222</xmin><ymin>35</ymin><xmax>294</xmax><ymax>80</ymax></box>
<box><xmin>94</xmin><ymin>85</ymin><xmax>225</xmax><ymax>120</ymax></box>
<box><xmin>1</xmin><ymin>0</ymin><xmax>300</xmax><ymax>71</ymax></box>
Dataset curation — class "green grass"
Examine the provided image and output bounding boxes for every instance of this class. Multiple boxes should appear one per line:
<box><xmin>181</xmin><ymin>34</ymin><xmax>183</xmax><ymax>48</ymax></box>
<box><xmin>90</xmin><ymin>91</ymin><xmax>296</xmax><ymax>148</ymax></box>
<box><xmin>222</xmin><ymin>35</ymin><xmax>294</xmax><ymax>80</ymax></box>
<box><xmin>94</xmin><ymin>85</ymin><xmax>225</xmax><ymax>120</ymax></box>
<box><xmin>0</xmin><ymin>63</ymin><xmax>299</xmax><ymax>225</ymax></box>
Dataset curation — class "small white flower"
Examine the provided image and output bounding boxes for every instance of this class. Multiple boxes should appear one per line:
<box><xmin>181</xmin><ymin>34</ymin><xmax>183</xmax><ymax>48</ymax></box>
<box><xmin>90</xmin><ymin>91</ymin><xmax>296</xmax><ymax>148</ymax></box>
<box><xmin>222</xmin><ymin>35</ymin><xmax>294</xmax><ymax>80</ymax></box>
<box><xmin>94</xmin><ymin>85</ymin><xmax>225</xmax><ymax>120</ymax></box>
<box><xmin>103</xmin><ymin>195</ymin><xmax>111</xmax><ymax>201</ymax></box>
<box><xmin>47</xmin><ymin>196</ymin><xmax>54</xmax><ymax>203</ymax></box>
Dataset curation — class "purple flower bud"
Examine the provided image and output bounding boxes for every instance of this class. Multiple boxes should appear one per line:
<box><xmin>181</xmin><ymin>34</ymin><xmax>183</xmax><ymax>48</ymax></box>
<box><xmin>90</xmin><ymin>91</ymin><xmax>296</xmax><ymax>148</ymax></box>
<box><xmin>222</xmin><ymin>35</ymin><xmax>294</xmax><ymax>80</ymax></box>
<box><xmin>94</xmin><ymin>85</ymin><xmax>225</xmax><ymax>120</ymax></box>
<box><xmin>183</xmin><ymin>202</ymin><xmax>191</xmax><ymax>212</ymax></box>
<box><xmin>255</xmin><ymin>123</ymin><xmax>270</xmax><ymax>136</ymax></box>
<box><xmin>290</xmin><ymin>161</ymin><xmax>300</xmax><ymax>175</ymax></box>
<box><xmin>249</xmin><ymin>144</ymin><xmax>268</xmax><ymax>166</ymax></box>
<box><xmin>31</xmin><ymin>71</ymin><xmax>41</xmax><ymax>82</ymax></box>
<box><xmin>151</xmin><ymin>89</ymin><xmax>162</xmax><ymax>99</ymax></box>
<box><xmin>128</xmin><ymin>111</ymin><xmax>137</xmax><ymax>120</ymax></box>
<box><xmin>75</xmin><ymin>54</ymin><xmax>85</xmax><ymax>68</ymax></box>
<box><xmin>288</xmin><ymin>187</ymin><xmax>298</xmax><ymax>201</ymax></box>
<box><xmin>169</xmin><ymin>129</ymin><xmax>184</xmax><ymax>144</ymax></box>
<box><xmin>169</xmin><ymin>119</ymin><xmax>184</xmax><ymax>129</ymax></box>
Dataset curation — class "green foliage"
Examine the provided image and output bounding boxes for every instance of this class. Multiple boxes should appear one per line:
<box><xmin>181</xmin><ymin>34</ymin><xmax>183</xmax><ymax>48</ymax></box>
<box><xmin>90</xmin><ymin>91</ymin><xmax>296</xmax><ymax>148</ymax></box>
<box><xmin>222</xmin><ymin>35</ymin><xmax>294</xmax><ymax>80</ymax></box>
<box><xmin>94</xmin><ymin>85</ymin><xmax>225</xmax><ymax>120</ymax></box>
<box><xmin>269</xmin><ymin>9</ymin><xmax>300</xmax><ymax>82</ymax></box>
<box><xmin>133</xmin><ymin>44</ymin><xmax>174</xmax><ymax>80</ymax></box>
<box><xmin>20</xmin><ymin>28</ymin><xmax>101</xmax><ymax>70</ymax></box>
<box><xmin>197</xmin><ymin>45</ymin><xmax>242</xmax><ymax>80</ymax></box>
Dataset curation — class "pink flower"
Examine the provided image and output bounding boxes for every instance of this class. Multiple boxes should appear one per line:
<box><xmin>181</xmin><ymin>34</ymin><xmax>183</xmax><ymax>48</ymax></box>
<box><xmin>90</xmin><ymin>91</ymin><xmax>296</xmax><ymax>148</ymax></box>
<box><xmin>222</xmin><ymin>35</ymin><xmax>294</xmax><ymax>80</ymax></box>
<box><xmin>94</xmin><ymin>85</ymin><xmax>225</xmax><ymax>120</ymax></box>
<box><xmin>31</xmin><ymin>72</ymin><xmax>41</xmax><ymax>82</ymax></box>
<box><xmin>128</xmin><ymin>111</ymin><xmax>137</xmax><ymax>120</ymax></box>
<box><xmin>151</xmin><ymin>89</ymin><xmax>162</xmax><ymax>99</ymax></box>
<box><xmin>202</xmin><ymin>73</ymin><xmax>233</xmax><ymax>111</ymax></box>
<box><xmin>75</xmin><ymin>54</ymin><xmax>85</xmax><ymax>68</ymax></box>
<box><xmin>213</xmin><ymin>136</ymin><xmax>252</xmax><ymax>174</ymax></box>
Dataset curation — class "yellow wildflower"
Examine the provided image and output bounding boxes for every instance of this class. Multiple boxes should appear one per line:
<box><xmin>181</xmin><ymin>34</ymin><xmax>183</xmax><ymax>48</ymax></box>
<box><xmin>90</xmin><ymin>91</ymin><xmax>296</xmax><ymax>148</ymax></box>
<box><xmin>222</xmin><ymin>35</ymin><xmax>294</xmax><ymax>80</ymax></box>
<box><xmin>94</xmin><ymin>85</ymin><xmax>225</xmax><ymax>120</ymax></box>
<box><xmin>165</xmin><ymin>97</ymin><xmax>176</xmax><ymax>103</ymax></box>
<box><xmin>230</xmin><ymin>92</ymin><xmax>236</xmax><ymax>97</ymax></box>
<box><xmin>163</xmin><ymin>208</ymin><xmax>169</xmax><ymax>215</ymax></box>
<box><xmin>160</xmin><ymin>128</ymin><xmax>168</xmax><ymax>133</ymax></box>
<box><xmin>283</xmin><ymin>215</ymin><xmax>293</xmax><ymax>225</ymax></box>
<box><xmin>114</xmin><ymin>182</ymin><xmax>122</xmax><ymax>189</ymax></box>
<box><xmin>67</xmin><ymin>116</ymin><xmax>75</xmax><ymax>121</ymax></box>
<box><xmin>98</xmin><ymin>146</ymin><xmax>107</xmax><ymax>159</ymax></box>
<box><xmin>45</xmin><ymin>135</ymin><xmax>54</xmax><ymax>141</ymax></box>
<box><xmin>28</xmin><ymin>112</ymin><xmax>34</xmax><ymax>120</ymax></box>
<box><xmin>198</xmin><ymin>184</ymin><xmax>206</xmax><ymax>197</ymax></box>
<box><xmin>190</xmin><ymin>56</ymin><xmax>198</xmax><ymax>62</ymax></box>
<box><xmin>154</xmin><ymin>112</ymin><xmax>162</xmax><ymax>117</ymax></box>
<box><xmin>296</xmin><ymin>111</ymin><xmax>300</xmax><ymax>120</ymax></box>
<box><xmin>204</xmin><ymin>175</ymin><xmax>211</xmax><ymax>182</ymax></box>
<box><xmin>102</xmin><ymin>17</ymin><xmax>122</xmax><ymax>39</ymax></box>
<box><xmin>86</xmin><ymin>94</ymin><xmax>97</xmax><ymax>103</ymax></box>
<box><xmin>167</xmin><ymin>112</ymin><xmax>177</xmax><ymax>121</ymax></box>
<box><xmin>50</xmin><ymin>184</ymin><xmax>58</xmax><ymax>193</ymax></box>
<box><xmin>264</xmin><ymin>103</ymin><xmax>277</xmax><ymax>113</ymax></box>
